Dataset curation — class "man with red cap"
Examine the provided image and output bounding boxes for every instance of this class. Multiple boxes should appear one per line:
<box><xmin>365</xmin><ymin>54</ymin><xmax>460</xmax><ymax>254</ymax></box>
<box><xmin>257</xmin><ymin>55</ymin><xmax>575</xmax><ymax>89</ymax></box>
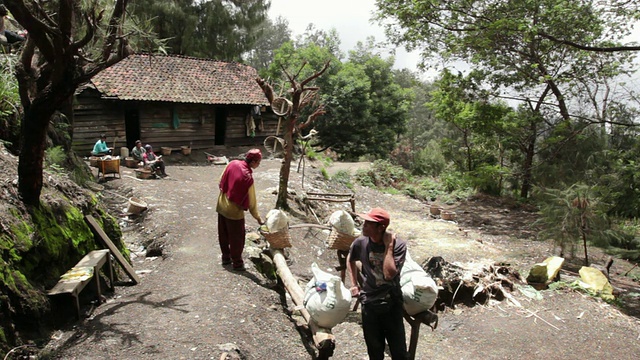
<box><xmin>216</xmin><ymin>149</ymin><xmax>264</xmax><ymax>271</ymax></box>
<box><xmin>347</xmin><ymin>207</ymin><xmax>408</xmax><ymax>360</ymax></box>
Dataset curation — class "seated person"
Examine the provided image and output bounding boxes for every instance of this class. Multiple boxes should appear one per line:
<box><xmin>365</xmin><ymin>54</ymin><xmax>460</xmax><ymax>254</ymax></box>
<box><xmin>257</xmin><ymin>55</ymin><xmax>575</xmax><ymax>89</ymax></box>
<box><xmin>91</xmin><ymin>134</ymin><xmax>113</xmax><ymax>156</ymax></box>
<box><xmin>0</xmin><ymin>5</ymin><xmax>26</xmax><ymax>45</ymax></box>
<box><xmin>131</xmin><ymin>140</ymin><xmax>146</xmax><ymax>162</ymax></box>
<box><xmin>143</xmin><ymin>144</ymin><xmax>168</xmax><ymax>177</ymax></box>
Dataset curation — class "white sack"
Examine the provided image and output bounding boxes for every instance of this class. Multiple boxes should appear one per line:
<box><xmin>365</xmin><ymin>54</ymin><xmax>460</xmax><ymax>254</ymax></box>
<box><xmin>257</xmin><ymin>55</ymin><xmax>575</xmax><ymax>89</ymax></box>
<box><xmin>400</xmin><ymin>252</ymin><xmax>439</xmax><ymax>316</ymax></box>
<box><xmin>265</xmin><ymin>209</ymin><xmax>289</xmax><ymax>232</ymax></box>
<box><xmin>328</xmin><ymin>210</ymin><xmax>356</xmax><ymax>235</ymax></box>
<box><xmin>303</xmin><ymin>263</ymin><xmax>351</xmax><ymax>328</ymax></box>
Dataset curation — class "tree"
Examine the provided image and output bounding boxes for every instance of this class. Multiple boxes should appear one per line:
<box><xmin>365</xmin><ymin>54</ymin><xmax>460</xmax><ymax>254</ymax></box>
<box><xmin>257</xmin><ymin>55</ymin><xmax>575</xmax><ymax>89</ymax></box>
<box><xmin>129</xmin><ymin>0</ymin><xmax>270</xmax><ymax>60</ymax></box>
<box><xmin>246</xmin><ymin>16</ymin><xmax>292</xmax><ymax>74</ymax></box>
<box><xmin>535</xmin><ymin>184</ymin><xmax>613</xmax><ymax>265</ymax></box>
<box><xmin>5</xmin><ymin>0</ymin><xmax>134</xmax><ymax>206</ymax></box>
<box><xmin>194</xmin><ymin>0</ymin><xmax>269</xmax><ymax>61</ymax></box>
<box><xmin>429</xmin><ymin>69</ymin><xmax>515</xmax><ymax>194</ymax></box>
<box><xmin>128</xmin><ymin>0</ymin><xmax>197</xmax><ymax>55</ymax></box>
<box><xmin>315</xmin><ymin>62</ymin><xmax>372</xmax><ymax>158</ymax></box>
<box><xmin>347</xmin><ymin>39</ymin><xmax>412</xmax><ymax>158</ymax></box>
<box><xmin>257</xmin><ymin>61</ymin><xmax>330</xmax><ymax>209</ymax></box>
<box><xmin>375</xmin><ymin>0</ymin><xmax>638</xmax><ymax>198</ymax></box>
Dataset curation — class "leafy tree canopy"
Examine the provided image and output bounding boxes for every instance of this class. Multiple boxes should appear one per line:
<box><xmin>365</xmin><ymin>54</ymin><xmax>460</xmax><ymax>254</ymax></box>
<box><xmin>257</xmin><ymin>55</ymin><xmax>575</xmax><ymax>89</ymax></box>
<box><xmin>130</xmin><ymin>0</ymin><xmax>270</xmax><ymax>61</ymax></box>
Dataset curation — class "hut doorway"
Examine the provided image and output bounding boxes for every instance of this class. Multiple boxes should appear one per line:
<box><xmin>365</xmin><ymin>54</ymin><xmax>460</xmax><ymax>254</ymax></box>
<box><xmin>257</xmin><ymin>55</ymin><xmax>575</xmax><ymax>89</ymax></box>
<box><xmin>125</xmin><ymin>106</ymin><xmax>141</xmax><ymax>150</ymax></box>
<box><xmin>214</xmin><ymin>107</ymin><xmax>227</xmax><ymax>145</ymax></box>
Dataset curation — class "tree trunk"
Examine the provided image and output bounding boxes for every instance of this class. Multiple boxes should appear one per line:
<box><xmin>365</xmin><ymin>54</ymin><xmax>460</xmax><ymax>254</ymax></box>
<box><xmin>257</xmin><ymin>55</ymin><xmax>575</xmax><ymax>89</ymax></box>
<box><xmin>519</xmin><ymin>121</ymin><xmax>537</xmax><ymax>199</ymax></box>
<box><xmin>18</xmin><ymin>103</ymin><xmax>55</xmax><ymax>206</ymax></box>
<box><xmin>581</xmin><ymin>214</ymin><xmax>589</xmax><ymax>266</ymax></box>
<box><xmin>276</xmin><ymin>117</ymin><xmax>295</xmax><ymax>209</ymax></box>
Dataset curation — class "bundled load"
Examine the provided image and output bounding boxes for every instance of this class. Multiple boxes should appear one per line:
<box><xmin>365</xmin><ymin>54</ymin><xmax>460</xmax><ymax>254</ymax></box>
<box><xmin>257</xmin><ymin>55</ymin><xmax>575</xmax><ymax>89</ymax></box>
<box><xmin>400</xmin><ymin>252</ymin><xmax>439</xmax><ymax>315</ymax></box>
<box><xmin>303</xmin><ymin>263</ymin><xmax>352</xmax><ymax>328</ymax></box>
<box><xmin>327</xmin><ymin>210</ymin><xmax>359</xmax><ymax>251</ymax></box>
<box><xmin>260</xmin><ymin>209</ymin><xmax>291</xmax><ymax>248</ymax></box>
<box><xmin>328</xmin><ymin>210</ymin><xmax>356</xmax><ymax>235</ymax></box>
<box><xmin>264</xmin><ymin>209</ymin><xmax>289</xmax><ymax>233</ymax></box>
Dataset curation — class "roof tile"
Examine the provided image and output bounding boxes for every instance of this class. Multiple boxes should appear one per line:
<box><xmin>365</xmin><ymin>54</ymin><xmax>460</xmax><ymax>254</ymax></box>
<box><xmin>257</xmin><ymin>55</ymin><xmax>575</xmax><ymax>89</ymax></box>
<box><xmin>91</xmin><ymin>54</ymin><xmax>269</xmax><ymax>105</ymax></box>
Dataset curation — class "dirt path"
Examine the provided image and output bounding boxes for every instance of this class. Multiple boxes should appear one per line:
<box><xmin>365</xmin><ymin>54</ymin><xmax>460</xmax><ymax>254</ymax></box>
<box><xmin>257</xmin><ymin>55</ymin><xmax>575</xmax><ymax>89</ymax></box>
<box><xmin>46</xmin><ymin>157</ymin><xmax>640</xmax><ymax>359</ymax></box>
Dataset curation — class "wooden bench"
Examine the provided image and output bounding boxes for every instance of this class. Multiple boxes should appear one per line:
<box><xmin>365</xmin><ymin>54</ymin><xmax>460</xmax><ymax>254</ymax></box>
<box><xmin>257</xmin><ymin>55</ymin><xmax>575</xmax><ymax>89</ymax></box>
<box><xmin>47</xmin><ymin>249</ymin><xmax>114</xmax><ymax>319</ymax></box>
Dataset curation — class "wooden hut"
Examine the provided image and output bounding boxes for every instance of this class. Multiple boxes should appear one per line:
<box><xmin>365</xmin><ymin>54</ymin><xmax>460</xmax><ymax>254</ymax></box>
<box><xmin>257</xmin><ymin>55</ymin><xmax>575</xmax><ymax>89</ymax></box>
<box><xmin>73</xmin><ymin>54</ymin><xmax>276</xmax><ymax>156</ymax></box>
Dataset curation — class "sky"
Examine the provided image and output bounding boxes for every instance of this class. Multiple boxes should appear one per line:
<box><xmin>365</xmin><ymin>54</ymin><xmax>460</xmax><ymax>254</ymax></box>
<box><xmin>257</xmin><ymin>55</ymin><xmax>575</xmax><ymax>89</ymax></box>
<box><xmin>268</xmin><ymin>0</ymin><xmax>427</xmax><ymax>74</ymax></box>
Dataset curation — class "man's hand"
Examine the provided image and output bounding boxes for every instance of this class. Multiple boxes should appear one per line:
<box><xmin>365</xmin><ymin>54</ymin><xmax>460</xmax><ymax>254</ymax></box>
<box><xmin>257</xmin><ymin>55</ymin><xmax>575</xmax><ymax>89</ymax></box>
<box><xmin>383</xmin><ymin>231</ymin><xmax>396</xmax><ymax>248</ymax></box>
<box><xmin>350</xmin><ymin>286</ymin><xmax>359</xmax><ymax>298</ymax></box>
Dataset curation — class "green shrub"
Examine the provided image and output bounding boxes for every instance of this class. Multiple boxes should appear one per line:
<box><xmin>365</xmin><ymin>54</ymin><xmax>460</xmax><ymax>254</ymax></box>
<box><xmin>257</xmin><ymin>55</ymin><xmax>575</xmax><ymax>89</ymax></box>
<box><xmin>45</xmin><ymin>146</ymin><xmax>67</xmax><ymax>168</ymax></box>
<box><xmin>332</xmin><ymin>170</ymin><xmax>353</xmax><ymax>189</ymax></box>
<box><xmin>321</xmin><ymin>167</ymin><xmax>329</xmax><ymax>180</ymax></box>
<box><xmin>355</xmin><ymin>160</ymin><xmax>411</xmax><ymax>189</ymax></box>
<box><xmin>534</xmin><ymin>183</ymin><xmax>615</xmax><ymax>265</ymax></box>
<box><xmin>0</xmin><ymin>56</ymin><xmax>21</xmax><ymax>150</ymax></box>
<box><xmin>470</xmin><ymin>164</ymin><xmax>508</xmax><ymax>196</ymax></box>
<box><xmin>440</xmin><ymin>170</ymin><xmax>471</xmax><ymax>193</ymax></box>
<box><xmin>412</xmin><ymin>140</ymin><xmax>447</xmax><ymax>176</ymax></box>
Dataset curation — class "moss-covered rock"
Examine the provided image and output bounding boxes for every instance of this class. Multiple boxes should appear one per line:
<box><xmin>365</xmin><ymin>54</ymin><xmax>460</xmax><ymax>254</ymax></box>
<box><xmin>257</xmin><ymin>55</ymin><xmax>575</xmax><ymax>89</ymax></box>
<box><xmin>0</xmin><ymin>144</ymin><xmax>128</xmax><ymax>356</ymax></box>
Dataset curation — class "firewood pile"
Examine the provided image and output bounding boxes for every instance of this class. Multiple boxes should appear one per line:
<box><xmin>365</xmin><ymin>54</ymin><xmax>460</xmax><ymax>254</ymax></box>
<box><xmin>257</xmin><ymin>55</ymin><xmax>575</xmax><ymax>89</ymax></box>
<box><xmin>422</xmin><ymin>256</ymin><xmax>524</xmax><ymax>311</ymax></box>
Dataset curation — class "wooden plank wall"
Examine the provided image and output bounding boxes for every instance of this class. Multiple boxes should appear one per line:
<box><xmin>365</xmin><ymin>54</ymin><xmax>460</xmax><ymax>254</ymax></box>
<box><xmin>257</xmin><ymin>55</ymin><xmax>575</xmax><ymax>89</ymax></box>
<box><xmin>224</xmin><ymin>108</ymin><xmax>282</xmax><ymax>147</ymax></box>
<box><xmin>73</xmin><ymin>93</ymin><xmax>281</xmax><ymax>153</ymax></box>
<box><xmin>138</xmin><ymin>102</ymin><xmax>217</xmax><ymax>150</ymax></box>
<box><xmin>72</xmin><ymin>90</ymin><xmax>128</xmax><ymax>156</ymax></box>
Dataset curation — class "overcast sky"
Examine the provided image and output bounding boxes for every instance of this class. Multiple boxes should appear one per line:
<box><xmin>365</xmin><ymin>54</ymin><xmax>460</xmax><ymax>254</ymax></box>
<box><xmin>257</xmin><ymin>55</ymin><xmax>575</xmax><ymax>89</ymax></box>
<box><xmin>268</xmin><ymin>0</ymin><xmax>426</xmax><ymax>74</ymax></box>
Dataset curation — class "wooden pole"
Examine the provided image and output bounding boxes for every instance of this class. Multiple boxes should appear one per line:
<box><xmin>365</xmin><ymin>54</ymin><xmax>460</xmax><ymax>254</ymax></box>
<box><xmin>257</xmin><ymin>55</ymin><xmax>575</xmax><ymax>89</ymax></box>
<box><xmin>403</xmin><ymin>310</ymin><xmax>439</xmax><ymax>360</ymax></box>
<box><xmin>271</xmin><ymin>249</ymin><xmax>335</xmax><ymax>359</ymax></box>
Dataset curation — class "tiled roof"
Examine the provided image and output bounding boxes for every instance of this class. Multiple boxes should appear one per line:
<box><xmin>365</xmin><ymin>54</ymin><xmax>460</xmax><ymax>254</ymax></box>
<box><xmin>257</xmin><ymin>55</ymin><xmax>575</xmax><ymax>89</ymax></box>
<box><xmin>91</xmin><ymin>54</ymin><xmax>269</xmax><ymax>105</ymax></box>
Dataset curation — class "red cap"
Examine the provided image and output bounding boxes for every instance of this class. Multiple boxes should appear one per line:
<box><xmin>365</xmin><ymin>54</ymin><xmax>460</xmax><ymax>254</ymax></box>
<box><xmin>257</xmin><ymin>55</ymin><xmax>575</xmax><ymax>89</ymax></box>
<box><xmin>358</xmin><ymin>208</ymin><xmax>390</xmax><ymax>227</ymax></box>
<box><xmin>245</xmin><ymin>148</ymin><xmax>262</xmax><ymax>162</ymax></box>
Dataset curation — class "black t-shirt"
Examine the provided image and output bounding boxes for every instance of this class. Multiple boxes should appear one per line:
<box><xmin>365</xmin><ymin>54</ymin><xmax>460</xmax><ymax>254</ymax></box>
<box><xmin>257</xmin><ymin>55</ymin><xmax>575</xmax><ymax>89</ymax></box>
<box><xmin>349</xmin><ymin>235</ymin><xmax>407</xmax><ymax>304</ymax></box>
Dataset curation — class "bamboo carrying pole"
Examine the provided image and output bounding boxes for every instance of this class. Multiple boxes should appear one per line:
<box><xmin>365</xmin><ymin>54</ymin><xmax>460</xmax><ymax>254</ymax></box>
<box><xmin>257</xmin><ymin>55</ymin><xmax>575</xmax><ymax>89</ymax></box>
<box><xmin>271</xmin><ymin>249</ymin><xmax>335</xmax><ymax>359</ymax></box>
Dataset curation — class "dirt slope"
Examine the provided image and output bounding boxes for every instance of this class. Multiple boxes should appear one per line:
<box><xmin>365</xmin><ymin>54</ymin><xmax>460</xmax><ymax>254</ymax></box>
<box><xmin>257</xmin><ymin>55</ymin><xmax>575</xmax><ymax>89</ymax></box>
<box><xmin>44</xmin><ymin>152</ymin><xmax>640</xmax><ymax>360</ymax></box>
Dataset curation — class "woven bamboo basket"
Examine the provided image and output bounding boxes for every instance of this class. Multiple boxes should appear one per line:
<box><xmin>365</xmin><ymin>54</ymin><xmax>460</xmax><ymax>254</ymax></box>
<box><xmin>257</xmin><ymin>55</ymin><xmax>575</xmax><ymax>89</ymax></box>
<box><xmin>272</xmin><ymin>97</ymin><xmax>293</xmax><ymax>116</ymax></box>
<box><xmin>126</xmin><ymin>197</ymin><xmax>148</xmax><ymax>215</ymax></box>
<box><xmin>260</xmin><ymin>228</ymin><xmax>292</xmax><ymax>249</ymax></box>
<box><xmin>327</xmin><ymin>228</ymin><xmax>357</xmax><ymax>251</ymax></box>
<box><xmin>441</xmin><ymin>210</ymin><xmax>457</xmax><ymax>221</ymax></box>
<box><xmin>134</xmin><ymin>168</ymin><xmax>154</xmax><ymax>179</ymax></box>
<box><xmin>124</xmin><ymin>157</ymin><xmax>139</xmax><ymax>168</ymax></box>
<box><xmin>160</xmin><ymin>147</ymin><xmax>172</xmax><ymax>156</ymax></box>
<box><xmin>181</xmin><ymin>146</ymin><xmax>191</xmax><ymax>155</ymax></box>
<box><xmin>429</xmin><ymin>205</ymin><xmax>442</xmax><ymax>216</ymax></box>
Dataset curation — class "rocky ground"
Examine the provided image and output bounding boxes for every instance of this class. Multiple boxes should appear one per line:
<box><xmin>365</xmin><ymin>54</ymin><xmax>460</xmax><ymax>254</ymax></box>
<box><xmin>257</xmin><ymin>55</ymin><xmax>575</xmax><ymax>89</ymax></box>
<box><xmin>41</xmin><ymin>147</ymin><xmax>640</xmax><ymax>360</ymax></box>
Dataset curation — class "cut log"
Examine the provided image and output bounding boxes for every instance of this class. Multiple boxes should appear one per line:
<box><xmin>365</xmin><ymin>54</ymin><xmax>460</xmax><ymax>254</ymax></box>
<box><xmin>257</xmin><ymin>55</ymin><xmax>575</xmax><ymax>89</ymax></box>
<box><xmin>271</xmin><ymin>249</ymin><xmax>335</xmax><ymax>358</ymax></box>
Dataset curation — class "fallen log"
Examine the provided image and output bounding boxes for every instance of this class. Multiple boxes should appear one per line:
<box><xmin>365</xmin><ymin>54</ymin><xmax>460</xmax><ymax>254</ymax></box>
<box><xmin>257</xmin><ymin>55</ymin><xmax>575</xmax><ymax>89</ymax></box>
<box><xmin>271</xmin><ymin>249</ymin><xmax>336</xmax><ymax>359</ymax></box>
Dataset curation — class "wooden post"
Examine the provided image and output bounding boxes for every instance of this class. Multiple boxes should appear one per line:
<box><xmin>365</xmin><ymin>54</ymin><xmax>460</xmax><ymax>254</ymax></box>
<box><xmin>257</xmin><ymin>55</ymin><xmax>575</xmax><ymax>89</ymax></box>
<box><xmin>403</xmin><ymin>310</ymin><xmax>439</xmax><ymax>360</ymax></box>
<box><xmin>271</xmin><ymin>249</ymin><xmax>335</xmax><ymax>359</ymax></box>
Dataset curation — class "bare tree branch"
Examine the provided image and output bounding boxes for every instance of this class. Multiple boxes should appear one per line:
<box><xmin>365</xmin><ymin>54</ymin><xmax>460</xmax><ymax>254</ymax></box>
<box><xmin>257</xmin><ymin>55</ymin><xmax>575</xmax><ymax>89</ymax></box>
<box><xmin>300</xmin><ymin>61</ymin><xmax>330</xmax><ymax>87</ymax></box>
<box><xmin>538</xmin><ymin>32</ymin><xmax>640</xmax><ymax>52</ymax></box>
<box><xmin>299</xmin><ymin>105</ymin><xmax>326</xmax><ymax>130</ymax></box>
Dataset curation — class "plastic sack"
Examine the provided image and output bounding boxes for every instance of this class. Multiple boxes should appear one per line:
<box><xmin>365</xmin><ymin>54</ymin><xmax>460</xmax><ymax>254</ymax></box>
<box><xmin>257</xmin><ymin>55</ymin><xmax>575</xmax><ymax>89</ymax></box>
<box><xmin>303</xmin><ymin>263</ymin><xmax>351</xmax><ymax>328</ymax></box>
<box><xmin>579</xmin><ymin>266</ymin><xmax>614</xmax><ymax>300</ymax></box>
<box><xmin>400</xmin><ymin>252</ymin><xmax>439</xmax><ymax>316</ymax></box>
<box><xmin>328</xmin><ymin>210</ymin><xmax>356</xmax><ymax>235</ymax></box>
<box><xmin>526</xmin><ymin>256</ymin><xmax>564</xmax><ymax>284</ymax></box>
<box><xmin>265</xmin><ymin>209</ymin><xmax>289</xmax><ymax>232</ymax></box>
